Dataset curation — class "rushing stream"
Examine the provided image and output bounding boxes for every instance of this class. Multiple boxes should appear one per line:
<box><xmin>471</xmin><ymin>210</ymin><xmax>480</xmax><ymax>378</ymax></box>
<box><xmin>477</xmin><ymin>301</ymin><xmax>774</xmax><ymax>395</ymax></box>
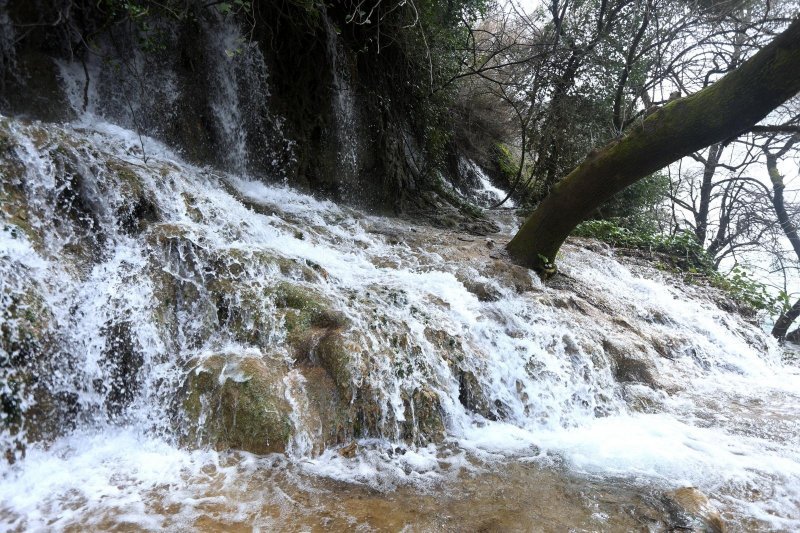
<box><xmin>0</xmin><ymin>12</ymin><xmax>798</xmax><ymax>529</ymax></box>
<box><xmin>1</xmin><ymin>115</ymin><xmax>799</xmax><ymax>531</ymax></box>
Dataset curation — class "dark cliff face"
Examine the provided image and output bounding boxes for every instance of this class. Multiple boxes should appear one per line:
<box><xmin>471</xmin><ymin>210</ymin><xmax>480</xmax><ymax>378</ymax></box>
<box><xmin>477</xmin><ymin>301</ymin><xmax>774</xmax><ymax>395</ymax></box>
<box><xmin>0</xmin><ymin>1</ymin><xmax>440</xmax><ymax>212</ymax></box>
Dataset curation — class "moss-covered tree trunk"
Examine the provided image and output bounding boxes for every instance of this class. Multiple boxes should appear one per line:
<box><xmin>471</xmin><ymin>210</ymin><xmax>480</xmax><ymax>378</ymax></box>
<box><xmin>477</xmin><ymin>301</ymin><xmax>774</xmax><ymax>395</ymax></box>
<box><xmin>507</xmin><ymin>19</ymin><xmax>800</xmax><ymax>272</ymax></box>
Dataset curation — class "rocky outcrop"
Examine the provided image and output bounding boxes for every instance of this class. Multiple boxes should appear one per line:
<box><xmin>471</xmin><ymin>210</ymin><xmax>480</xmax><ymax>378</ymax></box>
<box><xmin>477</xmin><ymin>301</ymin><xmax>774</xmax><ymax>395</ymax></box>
<box><xmin>180</xmin><ymin>353</ymin><xmax>292</xmax><ymax>454</ymax></box>
<box><xmin>665</xmin><ymin>487</ymin><xmax>725</xmax><ymax>533</ymax></box>
<box><xmin>0</xmin><ymin>118</ymin><xmax>783</xmax><ymax>470</ymax></box>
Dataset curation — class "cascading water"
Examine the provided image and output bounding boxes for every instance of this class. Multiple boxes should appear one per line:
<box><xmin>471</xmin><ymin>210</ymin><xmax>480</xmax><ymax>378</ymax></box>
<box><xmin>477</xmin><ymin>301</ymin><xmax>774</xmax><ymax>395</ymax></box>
<box><xmin>1</xmin><ymin>16</ymin><xmax>800</xmax><ymax>533</ymax></box>
<box><xmin>457</xmin><ymin>156</ymin><xmax>517</xmax><ymax>209</ymax></box>
<box><xmin>1</xmin><ymin>116</ymin><xmax>799</xmax><ymax>530</ymax></box>
<box><xmin>54</xmin><ymin>13</ymin><xmax>290</xmax><ymax>179</ymax></box>
<box><xmin>322</xmin><ymin>11</ymin><xmax>362</xmax><ymax>191</ymax></box>
<box><xmin>203</xmin><ymin>14</ymin><xmax>267</xmax><ymax>175</ymax></box>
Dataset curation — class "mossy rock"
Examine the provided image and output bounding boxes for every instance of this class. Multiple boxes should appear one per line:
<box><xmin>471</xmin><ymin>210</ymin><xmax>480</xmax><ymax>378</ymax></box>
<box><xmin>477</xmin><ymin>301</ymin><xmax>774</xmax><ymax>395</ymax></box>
<box><xmin>456</xmin><ymin>274</ymin><xmax>501</xmax><ymax>302</ymax></box>
<box><xmin>208</xmin><ymin>272</ymin><xmax>344</xmax><ymax>350</ymax></box>
<box><xmin>295</xmin><ymin>366</ymin><xmax>353</xmax><ymax>451</ymax></box>
<box><xmin>1</xmin><ymin>285</ymin><xmax>63</xmax><ymax>460</ymax></box>
<box><xmin>313</xmin><ymin>331</ymin><xmax>357</xmax><ymax>396</ymax></box>
<box><xmin>603</xmin><ymin>338</ymin><xmax>658</xmax><ymax>387</ymax></box>
<box><xmin>180</xmin><ymin>353</ymin><xmax>292</xmax><ymax>454</ymax></box>
<box><xmin>456</xmin><ymin>369</ymin><xmax>494</xmax><ymax>420</ymax></box>
<box><xmin>0</xmin><ymin>128</ymin><xmax>26</xmax><ymax>181</ymax></box>
<box><xmin>0</xmin><ymin>126</ymin><xmax>40</xmax><ymax>247</ymax></box>
<box><xmin>0</xmin><ymin>119</ymin><xmax>13</xmax><ymax>150</ymax></box>
<box><xmin>270</xmin><ymin>281</ymin><xmax>348</xmax><ymax>349</ymax></box>
<box><xmin>105</xmin><ymin>160</ymin><xmax>159</xmax><ymax>233</ymax></box>
<box><xmin>148</xmin><ymin>265</ymin><xmax>216</xmax><ymax>351</ymax></box>
<box><xmin>145</xmin><ymin>230</ymin><xmax>342</xmax><ymax>351</ymax></box>
<box><xmin>271</xmin><ymin>282</ymin><xmax>345</xmax><ymax>324</ymax></box>
<box><xmin>402</xmin><ymin>386</ymin><xmax>446</xmax><ymax>444</ymax></box>
<box><xmin>207</xmin><ymin>281</ymin><xmax>276</xmax><ymax>348</ymax></box>
<box><xmin>424</xmin><ymin>327</ymin><xmax>493</xmax><ymax>420</ymax></box>
<box><xmin>145</xmin><ymin>223</ymin><xmax>193</xmax><ymax>249</ymax></box>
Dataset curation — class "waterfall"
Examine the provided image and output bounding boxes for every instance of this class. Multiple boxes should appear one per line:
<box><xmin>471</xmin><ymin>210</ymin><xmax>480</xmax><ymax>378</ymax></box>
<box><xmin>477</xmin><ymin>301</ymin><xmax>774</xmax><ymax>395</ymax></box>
<box><xmin>458</xmin><ymin>156</ymin><xmax>517</xmax><ymax>208</ymax></box>
<box><xmin>1</xmin><ymin>116</ymin><xmax>799</xmax><ymax>529</ymax></box>
<box><xmin>1</xmin><ymin>8</ymin><xmax>800</xmax><ymax>531</ymax></box>
<box><xmin>322</xmin><ymin>11</ymin><xmax>362</xmax><ymax>192</ymax></box>
<box><xmin>53</xmin><ymin>13</ymin><xmax>285</xmax><ymax>178</ymax></box>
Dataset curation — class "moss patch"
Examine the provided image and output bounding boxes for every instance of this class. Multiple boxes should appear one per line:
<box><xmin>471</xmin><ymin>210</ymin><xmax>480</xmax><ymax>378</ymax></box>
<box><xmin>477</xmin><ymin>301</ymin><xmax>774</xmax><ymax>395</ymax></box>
<box><xmin>1</xmin><ymin>285</ymin><xmax>61</xmax><ymax>461</ymax></box>
<box><xmin>402</xmin><ymin>386</ymin><xmax>446</xmax><ymax>444</ymax></box>
<box><xmin>181</xmin><ymin>353</ymin><xmax>292</xmax><ymax>454</ymax></box>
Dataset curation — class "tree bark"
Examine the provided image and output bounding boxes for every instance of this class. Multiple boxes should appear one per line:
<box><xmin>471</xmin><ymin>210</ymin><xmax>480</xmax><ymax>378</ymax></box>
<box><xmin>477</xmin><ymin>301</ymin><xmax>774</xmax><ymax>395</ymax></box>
<box><xmin>766</xmin><ymin>152</ymin><xmax>800</xmax><ymax>260</ymax></box>
<box><xmin>695</xmin><ymin>143</ymin><xmax>724</xmax><ymax>245</ymax></box>
<box><xmin>766</xmin><ymin>148</ymin><xmax>800</xmax><ymax>341</ymax></box>
<box><xmin>507</xmin><ymin>18</ymin><xmax>800</xmax><ymax>271</ymax></box>
<box><xmin>773</xmin><ymin>299</ymin><xmax>800</xmax><ymax>342</ymax></box>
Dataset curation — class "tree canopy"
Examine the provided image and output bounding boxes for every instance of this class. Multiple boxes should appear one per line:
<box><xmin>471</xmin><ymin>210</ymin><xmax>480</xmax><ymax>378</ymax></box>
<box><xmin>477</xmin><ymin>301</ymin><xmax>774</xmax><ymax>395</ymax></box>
<box><xmin>506</xmin><ymin>16</ymin><xmax>800</xmax><ymax>274</ymax></box>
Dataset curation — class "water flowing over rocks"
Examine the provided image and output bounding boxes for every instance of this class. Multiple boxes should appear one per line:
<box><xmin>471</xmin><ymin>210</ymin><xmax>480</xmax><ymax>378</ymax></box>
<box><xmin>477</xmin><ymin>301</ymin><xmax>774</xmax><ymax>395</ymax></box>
<box><xmin>1</xmin><ymin>2</ymin><xmax>489</xmax><ymax>215</ymax></box>
<box><xmin>1</xmin><ymin>116</ymin><xmax>799</xmax><ymax>530</ymax></box>
<box><xmin>180</xmin><ymin>352</ymin><xmax>292</xmax><ymax>454</ymax></box>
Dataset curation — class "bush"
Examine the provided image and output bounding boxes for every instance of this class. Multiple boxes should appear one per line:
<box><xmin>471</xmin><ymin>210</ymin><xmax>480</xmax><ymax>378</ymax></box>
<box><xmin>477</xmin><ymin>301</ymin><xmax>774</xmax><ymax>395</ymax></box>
<box><xmin>596</xmin><ymin>171</ymin><xmax>669</xmax><ymax>225</ymax></box>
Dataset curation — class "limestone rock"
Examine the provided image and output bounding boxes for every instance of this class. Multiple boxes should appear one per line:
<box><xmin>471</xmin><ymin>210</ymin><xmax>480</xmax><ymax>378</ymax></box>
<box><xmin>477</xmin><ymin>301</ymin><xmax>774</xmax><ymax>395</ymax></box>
<box><xmin>665</xmin><ymin>486</ymin><xmax>725</xmax><ymax>533</ymax></box>
<box><xmin>180</xmin><ymin>353</ymin><xmax>292</xmax><ymax>454</ymax></box>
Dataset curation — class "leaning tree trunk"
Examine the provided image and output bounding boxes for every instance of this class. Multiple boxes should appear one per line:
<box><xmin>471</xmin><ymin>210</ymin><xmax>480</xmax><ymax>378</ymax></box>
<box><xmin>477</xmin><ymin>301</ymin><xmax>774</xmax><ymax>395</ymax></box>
<box><xmin>773</xmin><ymin>299</ymin><xmax>800</xmax><ymax>342</ymax></box>
<box><xmin>507</xmin><ymin>18</ymin><xmax>800</xmax><ymax>272</ymax></box>
<box><xmin>766</xmin><ymin>150</ymin><xmax>800</xmax><ymax>341</ymax></box>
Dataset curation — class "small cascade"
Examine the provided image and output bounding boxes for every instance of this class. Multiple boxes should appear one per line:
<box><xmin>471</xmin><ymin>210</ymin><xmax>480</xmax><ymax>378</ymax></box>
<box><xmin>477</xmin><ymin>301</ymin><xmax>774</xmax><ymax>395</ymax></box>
<box><xmin>203</xmin><ymin>14</ymin><xmax>270</xmax><ymax>176</ymax></box>
<box><xmin>56</xmin><ymin>35</ymin><xmax>179</xmax><ymax>146</ymax></box>
<box><xmin>322</xmin><ymin>11</ymin><xmax>362</xmax><ymax>191</ymax></box>
<box><xmin>57</xmin><ymin>59</ymin><xmax>100</xmax><ymax>118</ymax></box>
<box><xmin>457</xmin><ymin>156</ymin><xmax>516</xmax><ymax>208</ymax></box>
<box><xmin>2</xmin><ymin>115</ymin><xmax>800</xmax><ymax>529</ymax></box>
<box><xmin>1</xmin><ymin>2</ymin><xmax>800</xmax><ymax>518</ymax></box>
<box><xmin>283</xmin><ymin>370</ymin><xmax>316</xmax><ymax>457</ymax></box>
<box><xmin>52</xmin><ymin>12</ymin><xmax>287</xmax><ymax>178</ymax></box>
<box><xmin>0</xmin><ymin>120</ymin><xmax>172</xmax><ymax>450</ymax></box>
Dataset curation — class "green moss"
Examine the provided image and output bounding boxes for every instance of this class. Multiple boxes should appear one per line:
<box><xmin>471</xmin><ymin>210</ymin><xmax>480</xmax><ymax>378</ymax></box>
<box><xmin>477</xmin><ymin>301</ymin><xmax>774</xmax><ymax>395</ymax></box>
<box><xmin>314</xmin><ymin>332</ymin><xmax>355</xmax><ymax>394</ymax></box>
<box><xmin>0</xmin><ymin>127</ymin><xmax>40</xmax><ymax>247</ymax></box>
<box><xmin>106</xmin><ymin>160</ymin><xmax>143</xmax><ymax>194</ymax></box>
<box><xmin>146</xmin><ymin>228</ymin><xmax>339</xmax><ymax>350</ymax></box>
<box><xmin>1</xmin><ymin>211</ymin><xmax>39</xmax><ymax>249</ymax></box>
<box><xmin>0</xmin><ymin>122</ymin><xmax>13</xmax><ymax>153</ymax></box>
<box><xmin>495</xmin><ymin>143</ymin><xmax>516</xmax><ymax>180</ymax></box>
<box><xmin>297</xmin><ymin>366</ymin><xmax>353</xmax><ymax>448</ymax></box>
<box><xmin>402</xmin><ymin>386</ymin><xmax>445</xmax><ymax>444</ymax></box>
<box><xmin>271</xmin><ymin>281</ymin><xmax>321</xmax><ymax>311</ymax></box>
<box><xmin>181</xmin><ymin>354</ymin><xmax>292</xmax><ymax>454</ymax></box>
<box><xmin>1</xmin><ymin>288</ymin><xmax>52</xmax><ymax>367</ymax></box>
<box><xmin>1</xmin><ymin>285</ymin><xmax>60</xmax><ymax>457</ymax></box>
<box><xmin>270</xmin><ymin>282</ymin><xmax>347</xmax><ymax>340</ymax></box>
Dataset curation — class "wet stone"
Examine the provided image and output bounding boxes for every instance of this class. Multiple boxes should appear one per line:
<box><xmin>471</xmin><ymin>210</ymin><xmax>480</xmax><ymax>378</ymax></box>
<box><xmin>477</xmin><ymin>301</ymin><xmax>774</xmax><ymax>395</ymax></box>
<box><xmin>180</xmin><ymin>353</ymin><xmax>292</xmax><ymax>455</ymax></box>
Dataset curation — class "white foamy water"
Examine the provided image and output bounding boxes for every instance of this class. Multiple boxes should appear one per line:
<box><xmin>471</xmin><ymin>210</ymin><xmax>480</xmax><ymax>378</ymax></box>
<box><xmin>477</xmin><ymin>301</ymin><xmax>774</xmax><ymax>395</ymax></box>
<box><xmin>1</xmin><ymin>117</ymin><xmax>799</xmax><ymax>531</ymax></box>
<box><xmin>458</xmin><ymin>156</ymin><xmax>517</xmax><ymax>208</ymax></box>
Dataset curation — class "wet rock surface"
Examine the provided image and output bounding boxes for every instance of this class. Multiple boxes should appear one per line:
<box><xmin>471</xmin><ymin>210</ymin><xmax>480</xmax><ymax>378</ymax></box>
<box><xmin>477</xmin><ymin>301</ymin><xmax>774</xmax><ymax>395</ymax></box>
<box><xmin>1</xmin><ymin>119</ymin><xmax>798</xmax><ymax>531</ymax></box>
<box><xmin>180</xmin><ymin>353</ymin><xmax>292</xmax><ymax>454</ymax></box>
